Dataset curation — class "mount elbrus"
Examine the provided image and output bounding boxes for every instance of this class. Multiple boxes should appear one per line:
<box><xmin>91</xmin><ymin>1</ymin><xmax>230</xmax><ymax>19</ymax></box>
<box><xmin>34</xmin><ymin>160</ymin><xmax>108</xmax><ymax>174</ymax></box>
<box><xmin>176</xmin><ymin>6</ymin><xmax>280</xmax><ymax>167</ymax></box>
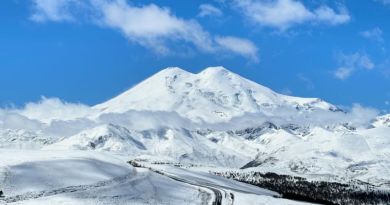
<box><xmin>1</xmin><ymin>67</ymin><xmax>390</xmax><ymax>204</ymax></box>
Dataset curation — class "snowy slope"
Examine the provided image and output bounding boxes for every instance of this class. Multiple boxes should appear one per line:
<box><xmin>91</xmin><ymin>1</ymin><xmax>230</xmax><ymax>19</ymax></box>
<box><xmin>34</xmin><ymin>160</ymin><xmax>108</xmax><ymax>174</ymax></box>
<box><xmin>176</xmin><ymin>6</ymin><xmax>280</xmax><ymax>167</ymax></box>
<box><xmin>0</xmin><ymin>149</ymin><xmax>133</xmax><ymax>196</ymax></box>
<box><xmin>44</xmin><ymin>121</ymin><xmax>390</xmax><ymax>187</ymax></box>
<box><xmin>0</xmin><ymin>149</ymin><xmax>204</xmax><ymax>204</ymax></box>
<box><xmin>0</xmin><ymin>129</ymin><xmax>53</xmax><ymax>149</ymax></box>
<box><xmin>94</xmin><ymin>66</ymin><xmax>339</xmax><ymax>123</ymax></box>
<box><xmin>237</xmin><ymin>126</ymin><xmax>390</xmax><ymax>186</ymax></box>
<box><xmin>44</xmin><ymin>124</ymin><xmax>146</xmax><ymax>154</ymax></box>
<box><xmin>373</xmin><ymin>114</ymin><xmax>390</xmax><ymax>127</ymax></box>
<box><xmin>46</xmin><ymin>124</ymin><xmax>251</xmax><ymax>167</ymax></box>
<box><xmin>0</xmin><ymin>149</ymin><xmax>309</xmax><ymax>205</ymax></box>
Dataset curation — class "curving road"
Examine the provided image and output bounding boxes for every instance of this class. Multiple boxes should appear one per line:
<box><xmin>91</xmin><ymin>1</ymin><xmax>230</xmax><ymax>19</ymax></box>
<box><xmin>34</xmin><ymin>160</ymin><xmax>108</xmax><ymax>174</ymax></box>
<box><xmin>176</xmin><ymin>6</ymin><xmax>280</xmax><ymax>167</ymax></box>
<box><xmin>147</xmin><ymin>167</ymin><xmax>239</xmax><ymax>205</ymax></box>
<box><xmin>153</xmin><ymin>170</ymin><xmax>225</xmax><ymax>205</ymax></box>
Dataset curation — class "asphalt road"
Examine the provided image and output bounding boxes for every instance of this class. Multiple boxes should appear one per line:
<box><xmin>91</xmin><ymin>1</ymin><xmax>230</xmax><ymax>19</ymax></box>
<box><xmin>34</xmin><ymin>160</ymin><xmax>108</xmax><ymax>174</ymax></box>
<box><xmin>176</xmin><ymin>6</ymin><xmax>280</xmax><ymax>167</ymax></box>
<box><xmin>147</xmin><ymin>168</ymin><xmax>236</xmax><ymax>205</ymax></box>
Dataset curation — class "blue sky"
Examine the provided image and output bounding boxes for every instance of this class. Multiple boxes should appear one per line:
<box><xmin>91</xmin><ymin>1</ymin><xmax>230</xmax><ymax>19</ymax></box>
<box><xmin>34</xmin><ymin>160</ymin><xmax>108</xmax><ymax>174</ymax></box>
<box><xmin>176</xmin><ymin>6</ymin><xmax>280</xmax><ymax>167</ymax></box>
<box><xmin>1</xmin><ymin>0</ymin><xmax>390</xmax><ymax>111</ymax></box>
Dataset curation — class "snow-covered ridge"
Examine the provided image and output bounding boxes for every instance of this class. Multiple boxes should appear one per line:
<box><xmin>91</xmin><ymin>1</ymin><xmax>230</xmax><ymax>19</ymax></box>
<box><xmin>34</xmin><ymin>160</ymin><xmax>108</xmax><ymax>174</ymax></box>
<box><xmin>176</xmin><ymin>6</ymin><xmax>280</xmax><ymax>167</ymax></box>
<box><xmin>44</xmin><ymin>124</ymin><xmax>146</xmax><ymax>154</ymax></box>
<box><xmin>373</xmin><ymin>114</ymin><xmax>390</xmax><ymax>127</ymax></box>
<box><xmin>94</xmin><ymin>66</ymin><xmax>339</xmax><ymax>123</ymax></box>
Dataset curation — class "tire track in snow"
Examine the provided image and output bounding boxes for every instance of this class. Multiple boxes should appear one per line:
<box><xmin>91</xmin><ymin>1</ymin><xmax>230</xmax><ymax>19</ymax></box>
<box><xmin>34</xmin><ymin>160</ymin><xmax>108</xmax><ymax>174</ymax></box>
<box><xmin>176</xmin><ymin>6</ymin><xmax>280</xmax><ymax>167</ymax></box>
<box><xmin>0</xmin><ymin>172</ymin><xmax>136</xmax><ymax>204</ymax></box>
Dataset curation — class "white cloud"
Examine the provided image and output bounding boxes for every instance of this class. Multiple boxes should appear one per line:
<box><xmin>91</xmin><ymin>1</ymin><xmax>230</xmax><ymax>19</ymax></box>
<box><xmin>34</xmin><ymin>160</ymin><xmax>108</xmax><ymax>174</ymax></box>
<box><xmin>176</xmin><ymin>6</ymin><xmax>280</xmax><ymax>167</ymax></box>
<box><xmin>359</xmin><ymin>55</ymin><xmax>375</xmax><ymax>70</ymax></box>
<box><xmin>211</xmin><ymin>103</ymin><xmax>378</xmax><ymax>130</ymax></box>
<box><xmin>0</xmin><ymin>97</ymin><xmax>379</xmax><ymax>137</ymax></box>
<box><xmin>280</xmin><ymin>88</ymin><xmax>293</xmax><ymax>95</ymax></box>
<box><xmin>334</xmin><ymin>52</ymin><xmax>375</xmax><ymax>80</ymax></box>
<box><xmin>334</xmin><ymin>67</ymin><xmax>353</xmax><ymax>80</ymax></box>
<box><xmin>97</xmin><ymin>0</ymin><xmax>214</xmax><ymax>54</ymax></box>
<box><xmin>314</xmin><ymin>6</ymin><xmax>351</xmax><ymax>25</ymax></box>
<box><xmin>348</xmin><ymin>104</ymin><xmax>379</xmax><ymax>127</ymax></box>
<box><xmin>215</xmin><ymin>36</ymin><xmax>258</xmax><ymax>61</ymax></box>
<box><xmin>29</xmin><ymin>0</ymin><xmax>257</xmax><ymax>60</ymax></box>
<box><xmin>30</xmin><ymin>0</ymin><xmax>78</xmax><ymax>22</ymax></box>
<box><xmin>233</xmin><ymin>0</ymin><xmax>350</xmax><ymax>30</ymax></box>
<box><xmin>361</xmin><ymin>27</ymin><xmax>384</xmax><ymax>42</ymax></box>
<box><xmin>17</xmin><ymin>97</ymin><xmax>94</xmax><ymax>123</ymax></box>
<box><xmin>198</xmin><ymin>4</ymin><xmax>223</xmax><ymax>17</ymax></box>
<box><xmin>0</xmin><ymin>112</ymin><xmax>43</xmax><ymax>131</ymax></box>
<box><xmin>99</xmin><ymin>110</ymin><xmax>197</xmax><ymax>131</ymax></box>
<box><xmin>297</xmin><ymin>73</ymin><xmax>314</xmax><ymax>90</ymax></box>
<box><xmin>0</xmin><ymin>98</ymin><xmax>97</xmax><ymax>137</ymax></box>
<box><xmin>375</xmin><ymin>0</ymin><xmax>390</xmax><ymax>5</ymax></box>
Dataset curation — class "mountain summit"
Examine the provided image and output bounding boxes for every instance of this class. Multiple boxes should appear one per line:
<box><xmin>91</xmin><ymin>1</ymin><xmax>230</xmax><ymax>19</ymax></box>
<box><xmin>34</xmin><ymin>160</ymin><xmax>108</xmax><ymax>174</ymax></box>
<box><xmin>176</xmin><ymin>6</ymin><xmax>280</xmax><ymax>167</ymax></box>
<box><xmin>94</xmin><ymin>66</ymin><xmax>337</xmax><ymax>123</ymax></box>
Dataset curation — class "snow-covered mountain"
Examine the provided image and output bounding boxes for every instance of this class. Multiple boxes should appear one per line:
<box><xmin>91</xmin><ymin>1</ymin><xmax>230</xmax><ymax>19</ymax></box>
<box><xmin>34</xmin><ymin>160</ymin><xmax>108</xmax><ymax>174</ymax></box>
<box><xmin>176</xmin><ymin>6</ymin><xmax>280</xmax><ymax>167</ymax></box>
<box><xmin>45</xmin><ymin>124</ymin><xmax>146</xmax><ymax>154</ymax></box>
<box><xmin>373</xmin><ymin>114</ymin><xmax>390</xmax><ymax>127</ymax></box>
<box><xmin>94</xmin><ymin>66</ymin><xmax>340</xmax><ymax>123</ymax></box>
<box><xmin>1</xmin><ymin>66</ymin><xmax>389</xmax><ymax>204</ymax></box>
<box><xmin>0</xmin><ymin>129</ymin><xmax>51</xmax><ymax>149</ymax></box>
<box><xmin>31</xmin><ymin>67</ymin><xmax>386</xmax><ymax>186</ymax></box>
<box><xmin>46</xmin><ymin>123</ymin><xmax>251</xmax><ymax>167</ymax></box>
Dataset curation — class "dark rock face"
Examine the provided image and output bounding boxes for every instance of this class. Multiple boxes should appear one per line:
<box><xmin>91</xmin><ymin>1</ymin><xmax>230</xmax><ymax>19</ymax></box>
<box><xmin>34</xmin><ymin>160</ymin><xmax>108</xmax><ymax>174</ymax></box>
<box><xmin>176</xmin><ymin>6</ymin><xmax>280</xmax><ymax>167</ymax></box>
<box><xmin>234</xmin><ymin>122</ymin><xmax>278</xmax><ymax>140</ymax></box>
<box><xmin>240</xmin><ymin>157</ymin><xmax>277</xmax><ymax>169</ymax></box>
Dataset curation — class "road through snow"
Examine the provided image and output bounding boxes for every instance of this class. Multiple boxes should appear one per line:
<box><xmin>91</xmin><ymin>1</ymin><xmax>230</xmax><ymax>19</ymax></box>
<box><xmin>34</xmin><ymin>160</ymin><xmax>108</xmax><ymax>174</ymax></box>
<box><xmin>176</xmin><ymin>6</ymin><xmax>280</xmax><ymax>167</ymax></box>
<box><xmin>143</xmin><ymin>164</ymin><xmax>280</xmax><ymax>205</ymax></box>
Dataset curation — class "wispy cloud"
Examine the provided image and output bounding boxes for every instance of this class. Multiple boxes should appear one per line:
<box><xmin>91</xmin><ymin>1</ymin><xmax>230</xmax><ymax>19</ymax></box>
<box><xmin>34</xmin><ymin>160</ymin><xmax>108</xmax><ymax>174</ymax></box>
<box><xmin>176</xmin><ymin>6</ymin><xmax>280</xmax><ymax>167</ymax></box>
<box><xmin>279</xmin><ymin>88</ymin><xmax>293</xmax><ymax>95</ymax></box>
<box><xmin>360</xmin><ymin>27</ymin><xmax>384</xmax><ymax>42</ymax></box>
<box><xmin>0</xmin><ymin>97</ymin><xmax>379</xmax><ymax>135</ymax></box>
<box><xmin>334</xmin><ymin>67</ymin><xmax>353</xmax><ymax>80</ymax></box>
<box><xmin>30</xmin><ymin>0</ymin><xmax>78</xmax><ymax>22</ymax></box>
<box><xmin>232</xmin><ymin>0</ymin><xmax>350</xmax><ymax>30</ymax></box>
<box><xmin>215</xmin><ymin>36</ymin><xmax>258</xmax><ymax>62</ymax></box>
<box><xmin>18</xmin><ymin>97</ymin><xmax>93</xmax><ymax>123</ymax></box>
<box><xmin>198</xmin><ymin>4</ymin><xmax>223</xmax><ymax>18</ymax></box>
<box><xmin>297</xmin><ymin>73</ymin><xmax>314</xmax><ymax>90</ymax></box>
<box><xmin>334</xmin><ymin>52</ymin><xmax>375</xmax><ymax>80</ymax></box>
<box><xmin>0</xmin><ymin>97</ymin><xmax>96</xmax><ymax>137</ymax></box>
<box><xmin>29</xmin><ymin>0</ymin><xmax>258</xmax><ymax>60</ymax></box>
<box><xmin>374</xmin><ymin>0</ymin><xmax>390</xmax><ymax>5</ymax></box>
